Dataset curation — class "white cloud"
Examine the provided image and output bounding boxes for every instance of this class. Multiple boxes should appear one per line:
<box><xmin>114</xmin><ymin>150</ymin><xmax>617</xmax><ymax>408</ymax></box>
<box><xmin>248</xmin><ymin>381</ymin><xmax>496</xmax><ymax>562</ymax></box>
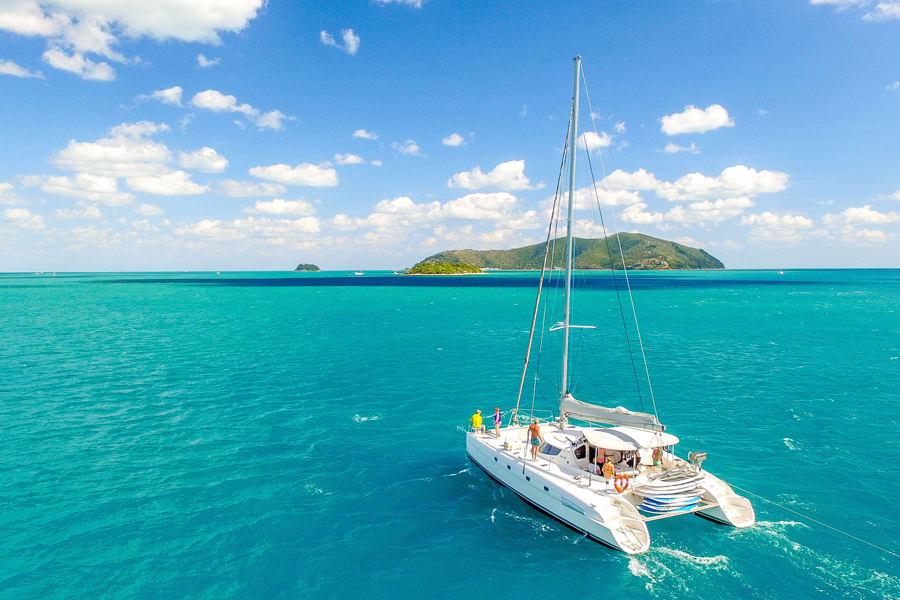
<box><xmin>740</xmin><ymin>212</ymin><xmax>814</xmax><ymax>241</ymax></box>
<box><xmin>863</xmin><ymin>1</ymin><xmax>900</xmax><ymax>20</ymax></box>
<box><xmin>822</xmin><ymin>205</ymin><xmax>900</xmax><ymax>226</ymax></box>
<box><xmin>135</xmin><ymin>203</ymin><xmax>164</xmax><ymax>215</ymax></box>
<box><xmin>320</xmin><ymin>29</ymin><xmax>360</xmax><ymax>55</ymax></box>
<box><xmin>334</xmin><ymin>153</ymin><xmax>366</xmax><ymax>165</ymax></box>
<box><xmin>665</xmin><ymin>197</ymin><xmax>755</xmax><ymax>223</ymax></box>
<box><xmin>601</xmin><ymin>168</ymin><xmax>662</xmax><ymax>191</ymax></box>
<box><xmin>855</xmin><ymin>228</ymin><xmax>888</xmax><ymax>240</ymax></box>
<box><xmin>145</xmin><ymin>85</ymin><xmax>183</xmax><ymax>106</ymax></box>
<box><xmin>249</xmin><ymin>163</ymin><xmax>339</xmax><ymax>187</ymax></box>
<box><xmin>42</xmin><ymin>48</ymin><xmax>115</xmax><ymax>80</ymax></box>
<box><xmin>179</xmin><ymin>147</ymin><xmax>228</xmax><ymax>173</ymax></box>
<box><xmin>0</xmin><ymin>182</ymin><xmax>19</xmax><ymax>204</ymax></box>
<box><xmin>51</xmin><ymin>121</ymin><xmax>172</xmax><ymax>177</ymax></box>
<box><xmin>374</xmin><ymin>0</ymin><xmax>426</xmax><ymax>7</ymax></box>
<box><xmin>889</xmin><ymin>82</ymin><xmax>900</xmax><ymax>91</ymax></box>
<box><xmin>615</xmin><ymin>121</ymin><xmax>626</xmax><ymax>134</ymax></box>
<box><xmin>370</xmin><ymin>160</ymin><xmax>383</xmax><ymax>167</ymax></box>
<box><xmin>391</xmin><ymin>139</ymin><xmax>422</xmax><ymax>156</ymax></box>
<box><xmin>674</xmin><ymin>236</ymin><xmax>702</xmax><ymax>247</ymax></box>
<box><xmin>448</xmin><ymin>160</ymin><xmax>542</xmax><ymax>191</ymax></box>
<box><xmin>619</xmin><ymin>203</ymin><xmax>664</xmax><ymax>225</ymax></box>
<box><xmin>244</xmin><ymin>199</ymin><xmax>315</xmax><ymax>216</ymax></box>
<box><xmin>126</xmin><ymin>171</ymin><xmax>208</xmax><ymax>195</ymax></box>
<box><xmin>53</xmin><ymin>204</ymin><xmax>102</xmax><ymax>219</ymax></box>
<box><xmin>23</xmin><ymin>173</ymin><xmax>135</xmax><ymax>206</ymax></box>
<box><xmin>197</xmin><ymin>53</ymin><xmax>220</xmax><ymax>67</ymax></box>
<box><xmin>891</xmin><ymin>190</ymin><xmax>900</xmax><ymax>200</ymax></box>
<box><xmin>442</xmin><ymin>133</ymin><xmax>465</xmax><ymax>147</ymax></box>
<box><xmin>660</xmin><ymin>104</ymin><xmax>735</xmax><ymax>135</ymax></box>
<box><xmin>191</xmin><ymin>90</ymin><xmax>289</xmax><ymax>131</ymax></box>
<box><xmin>176</xmin><ymin>216</ymin><xmax>321</xmax><ymax>241</ymax></box>
<box><xmin>4</xmin><ymin>207</ymin><xmax>45</xmax><ymax>229</ymax></box>
<box><xmin>218</xmin><ymin>179</ymin><xmax>287</xmax><ymax>197</ymax></box>
<box><xmin>0</xmin><ymin>58</ymin><xmax>43</xmax><ymax>78</ymax></box>
<box><xmin>663</xmin><ymin>142</ymin><xmax>701</xmax><ymax>154</ymax></box>
<box><xmin>353</xmin><ymin>129</ymin><xmax>378</xmax><ymax>140</ymax></box>
<box><xmin>520</xmin><ymin>104</ymin><xmax>528</xmax><ymax>117</ymax></box>
<box><xmin>578</xmin><ymin>131</ymin><xmax>612</xmax><ymax>152</ymax></box>
<box><xmin>0</xmin><ymin>0</ymin><xmax>264</xmax><ymax>79</ymax></box>
<box><xmin>656</xmin><ymin>165</ymin><xmax>789</xmax><ymax>201</ymax></box>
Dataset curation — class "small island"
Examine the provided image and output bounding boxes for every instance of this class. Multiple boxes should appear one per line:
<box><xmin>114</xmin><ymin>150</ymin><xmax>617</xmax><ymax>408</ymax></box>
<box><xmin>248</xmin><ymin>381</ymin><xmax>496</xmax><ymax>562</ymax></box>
<box><xmin>406</xmin><ymin>262</ymin><xmax>483</xmax><ymax>275</ymax></box>
<box><xmin>294</xmin><ymin>263</ymin><xmax>321</xmax><ymax>272</ymax></box>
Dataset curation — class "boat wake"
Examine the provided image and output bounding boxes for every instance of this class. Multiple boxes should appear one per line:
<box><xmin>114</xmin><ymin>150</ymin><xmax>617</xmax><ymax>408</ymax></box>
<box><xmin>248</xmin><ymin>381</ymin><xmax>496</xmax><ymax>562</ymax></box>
<box><xmin>627</xmin><ymin>547</ymin><xmax>736</xmax><ymax>598</ymax></box>
<box><xmin>352</xmin><ymin>413</ymin><xmax>382</xmax><ymax>422</ymax></box>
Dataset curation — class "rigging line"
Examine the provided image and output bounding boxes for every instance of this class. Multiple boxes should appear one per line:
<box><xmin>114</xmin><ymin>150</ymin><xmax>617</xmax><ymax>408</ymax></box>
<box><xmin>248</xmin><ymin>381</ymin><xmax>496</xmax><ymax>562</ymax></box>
<box><xmin>729</xmin><ymin>484</ymin><xmax>900</xmax><ymax>561</ymax></box>
<box><xmin>578</xmin><ymin>114</ymin><xmax>646</xmax><ymax>413</ymax></box>
<box><xmin>581</xmin><ymin>66</ymin><xmax>660</xmax><ymax>421</ymax></box>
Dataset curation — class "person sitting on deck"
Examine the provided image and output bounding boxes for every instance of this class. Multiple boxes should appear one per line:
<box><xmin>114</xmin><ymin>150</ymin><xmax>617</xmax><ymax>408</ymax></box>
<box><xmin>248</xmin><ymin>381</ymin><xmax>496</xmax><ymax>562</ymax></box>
<box><xmin>602</xmin><ymin>458</ymin><xmax>615</xmax><ymax>491</ymax></box>
<box><xmin>470</xmin><ymin>409</ymin><xmax>485</xmax><ymax>434</ymax></box>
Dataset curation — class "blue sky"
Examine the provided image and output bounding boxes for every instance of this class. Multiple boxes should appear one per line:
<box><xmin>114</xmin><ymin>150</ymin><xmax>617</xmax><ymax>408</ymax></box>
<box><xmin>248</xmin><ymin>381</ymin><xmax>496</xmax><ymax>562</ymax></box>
<box><xmin>0</xmin><ymin>0</ymin><xmax>898</xmax><ymax>271</ymax></box>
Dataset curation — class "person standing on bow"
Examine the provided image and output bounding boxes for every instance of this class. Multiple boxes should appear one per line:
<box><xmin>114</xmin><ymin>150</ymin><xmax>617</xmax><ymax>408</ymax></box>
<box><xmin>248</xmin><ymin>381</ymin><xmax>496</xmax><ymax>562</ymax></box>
<box><xmin>492</xmin><ymin>407</ymin><xmax>502</xmax><ymax>438</ymax></box>
<box><xmin>528</xmin><ymin>420</ymin><xmax>542</xmax><ymax>460</ymax></box>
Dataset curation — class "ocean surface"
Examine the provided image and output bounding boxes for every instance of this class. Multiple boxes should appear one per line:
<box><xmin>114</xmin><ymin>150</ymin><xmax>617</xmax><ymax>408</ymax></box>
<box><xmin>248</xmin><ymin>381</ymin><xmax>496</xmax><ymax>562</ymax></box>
<box><xmin>1</xmin><ymin>269</ymin><xmax>898</xmax><ymax>599</ymax></box>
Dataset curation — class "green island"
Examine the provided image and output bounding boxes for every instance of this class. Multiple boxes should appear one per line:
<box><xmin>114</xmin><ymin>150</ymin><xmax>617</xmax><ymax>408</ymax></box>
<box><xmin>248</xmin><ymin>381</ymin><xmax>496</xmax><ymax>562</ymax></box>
<box><xmin>294</xmin><ymin>263</ymin><xmax>321</xmax><ymax>272</ymax></box>
<box><xmin>414</xmin><ymin>233</ymin><xmax>724</xmax><ymax>271</ymax></box>
<box><xmin>406</xmin><ymin>262</ymin><xmax>483</xmax><ymax>275</ymax></box>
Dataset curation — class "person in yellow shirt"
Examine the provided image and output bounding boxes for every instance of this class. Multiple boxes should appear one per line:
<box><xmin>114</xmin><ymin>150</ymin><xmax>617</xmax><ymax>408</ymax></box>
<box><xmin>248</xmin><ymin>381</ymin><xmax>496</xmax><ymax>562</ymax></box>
<box><xmin>470</xmin><ymin>409</ymin><xmax>485</xmax><ymax>434</ymax></box>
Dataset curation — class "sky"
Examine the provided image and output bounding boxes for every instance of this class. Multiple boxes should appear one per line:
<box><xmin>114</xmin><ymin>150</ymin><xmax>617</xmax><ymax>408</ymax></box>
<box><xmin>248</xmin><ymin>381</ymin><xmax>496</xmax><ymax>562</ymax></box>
<box><xmin>0</xmin><ymin>0</ymin><xmax>898</xmax><ymax>271</ymax></box>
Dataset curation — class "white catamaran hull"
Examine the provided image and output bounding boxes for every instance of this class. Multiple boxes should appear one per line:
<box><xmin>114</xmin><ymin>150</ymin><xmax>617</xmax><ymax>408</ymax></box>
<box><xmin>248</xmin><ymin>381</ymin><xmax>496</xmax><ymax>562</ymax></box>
<box><xmin>466</xmin><ymin>429</ymin><xmax>651</xmax><ymax>554</ymax></box>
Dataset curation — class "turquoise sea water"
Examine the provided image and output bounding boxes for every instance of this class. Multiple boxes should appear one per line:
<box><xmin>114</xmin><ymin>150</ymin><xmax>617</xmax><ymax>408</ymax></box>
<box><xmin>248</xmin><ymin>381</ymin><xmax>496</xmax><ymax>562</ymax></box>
<box><xmin>1</xmin><ymin>270</ymin><xmax>899</xmax><ymax>599</ymax></box>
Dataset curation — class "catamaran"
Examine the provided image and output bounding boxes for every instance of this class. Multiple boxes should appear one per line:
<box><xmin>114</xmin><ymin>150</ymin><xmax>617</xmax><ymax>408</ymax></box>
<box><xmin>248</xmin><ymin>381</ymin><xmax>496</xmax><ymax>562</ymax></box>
<box><xmin>465</xmin><ymin>56</ymin><xmax>755</xmax><ymax>554</ymax></box>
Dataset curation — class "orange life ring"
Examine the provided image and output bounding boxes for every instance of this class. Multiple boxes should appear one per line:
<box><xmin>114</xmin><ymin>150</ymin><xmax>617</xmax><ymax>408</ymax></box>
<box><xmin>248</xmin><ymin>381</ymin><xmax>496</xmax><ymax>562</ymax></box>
<box><xmin>614</xmin><ymin>473</ymin><xmax>629</xmax><ymax>493</ymax></box>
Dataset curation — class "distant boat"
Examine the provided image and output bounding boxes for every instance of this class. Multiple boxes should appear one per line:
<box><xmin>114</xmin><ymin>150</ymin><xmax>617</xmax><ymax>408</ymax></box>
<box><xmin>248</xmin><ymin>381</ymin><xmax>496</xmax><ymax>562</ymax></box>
<box><xmin>354</xmin><ymin>271</ymin><xmax>364</xmax><ymax>276</ymax></box>
<box><xmin>779</xmin><ymin>269</ymin><xmax>784</xmax><ymax>275</ymax></box>
<box><xmin>466</xmin><ymin>56</ymin><xmax>754</xmax><ymax>555</ymax></box>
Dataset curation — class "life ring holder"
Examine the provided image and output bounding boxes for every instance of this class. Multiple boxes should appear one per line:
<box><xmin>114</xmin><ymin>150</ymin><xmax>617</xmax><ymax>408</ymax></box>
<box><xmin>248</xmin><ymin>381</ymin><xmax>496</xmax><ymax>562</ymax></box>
<box><xmin>614</xmin><ymin>473</ymin><xmax>630</xmax><ymax>493</ymax></box>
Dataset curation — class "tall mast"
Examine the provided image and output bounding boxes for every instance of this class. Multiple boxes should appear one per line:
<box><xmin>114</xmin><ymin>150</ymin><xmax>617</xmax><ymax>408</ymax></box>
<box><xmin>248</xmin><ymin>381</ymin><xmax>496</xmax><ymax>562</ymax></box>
<box><xmin>561</xmin><ymin>55</ymin><xmax>581</xmax><ymax>403</ymax></box>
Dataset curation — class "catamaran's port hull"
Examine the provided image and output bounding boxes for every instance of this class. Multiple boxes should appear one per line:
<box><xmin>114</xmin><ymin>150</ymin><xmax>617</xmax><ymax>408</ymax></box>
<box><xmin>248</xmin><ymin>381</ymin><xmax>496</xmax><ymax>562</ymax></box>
<box><xmin>466</xmin><ymin>432</ymin><xmax>651</xmax><ymax>554</ymax></box>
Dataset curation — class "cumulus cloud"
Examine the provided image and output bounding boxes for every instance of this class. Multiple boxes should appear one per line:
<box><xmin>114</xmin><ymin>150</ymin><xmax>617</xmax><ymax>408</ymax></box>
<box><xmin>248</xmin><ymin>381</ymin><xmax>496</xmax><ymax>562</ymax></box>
<box><xmin>320</xmin><ymin>29</ymin><xmax>360</xmax><ymax>55</ymax></box>
<box><xmin>353</xmin><ymin>129</ymin><xmax>378</xmax><ymax>140</ymax></box>
<box><xmin>4</xmin><ymin>207</ymin><xmax>45</xmax><ymax>229</ymax></box>
<box><xmin>51</xmin><ymin>121</ymin><xmax>172</xmax><ymax>177</ymax></box>
<box><xmin>334</xmin><ymin>153</ymin><xmax>366</xmax><ymax>165</ymax></box>
<box><xmin>822</xmin><ymin>205</ymin><xmax>900</xmax><ymax>226</ymax></box>
<box><xmin>197</xmin><ymin>53</ymin><xmax>220</xmax><ymax>67</ymax></box>
<box><xmin>53</xmin><ymin>204</ymin><xmax>102</xmax><ymax>219</ymax></box>
<box><xmin>179</xmin><ymin>147</ymin><xmax>228</xmax><ymax>173</ymax></box>
<box><xmin>370</xmin><ymin>160</ymin><xmax>383</xmax><ymax>167</ymax></box>
<box><xmin>577</xmin><ymin>131</ymin><xmax>612</xmax><ymax>152</ymax></box>
<box><xmin>740</xmin><ymin>212</ymin><xmax>814</xmax><ymax>241</ymax></box>
<box><xmin>601</xmin><ymin>169</ymin><xmax>662</xmax><ymax>191</ymax></box>
<box><xmin>135</xmin><ymin>203</ymin><xmax>164</xmax><ymax>215</ymax></box>
<box><xmin>249</xmin><ymin>163</ymin><xmax>339</xmax><ymax>187</ymax></box>
<box><xmin>814</xmin><ymin>0</ymin><xmax>900</xmax><ymax>20</ymax></box>
<box><xmin>391</xmin><ymin>139</ymin><xmax>422</xmax><ymax>156</ymax></box>
<box><xmin>218</xmin><ymin>179</ymin><xmax>287</xmax><ymax>197</ymax></box>
<box><xmin>142</xmin><ymin>85</ymin><xmax>183</xmax><ymax>106</ymax></box>
<box><xmin>244</xmin><ymin>198</ymin><xmax>315</xmax><ymax>216</ymax></box>
<box><xmin>660</xmin><ymin>104</ymin><xmax>735</xmax><ymax>135</ymax></box>
<box><xmin>892</xmin><ymin>189</ymin><xmax>900</xmax><ymax>200</ymax></box>
<box><xmin>663</xmin><ymin>142</ymin><xmax>701</xmax><ymax>154</ymax></box>
<box><xmin>442</xmin><ymin>133</ymin><xmax>465</xmax><ymax>147</ymax></box>
<box><xmin>176</xmin><ymin>216</ymin><xmax>320</xmax><ymax>242</ymax></box>
<box><xmin>0</xmin><ymin>58</ymin><xmax>43</xmax><ymax>78</ymax></box>
<box><xmin>126</xmin><ymin>170</ymin><xmax>208</xmax><ymax>195</ymax></box>
<box><xmin>0</xmin><ymin>0</ymin><xmax>264</xmax><ymax>79</ymax></box>
<box><xmin>191</xmin><ymin>90</ymin><xmax>289</xmax><ymax>131</ymax></box>
<box><xmin>448</xmin><ymin>160</ymin><xmax>542</xmax><ymax>191</ymax></box>
<box><xmin>615</xmin><ymin>121</ymin><xmax>626</xmax><ymax>134</ymax></box>
<box><xmin>0</xmin><ymin>182</ymin><xmax>19</xmax><ymax>204</ymax></box>
<box><xmin>655</xmin><ymin>166</ymin><xmax>789</xmax><ymax>201</ymax></box>
<box><xmin>889</xmin><ymin>82</ymin><xmax>900</xmax><ymax>91</ymax></box>
<box><xmin>22</xmin><ymin>173</ymin><xmax>135</xmax><ymax>206</ymax></box>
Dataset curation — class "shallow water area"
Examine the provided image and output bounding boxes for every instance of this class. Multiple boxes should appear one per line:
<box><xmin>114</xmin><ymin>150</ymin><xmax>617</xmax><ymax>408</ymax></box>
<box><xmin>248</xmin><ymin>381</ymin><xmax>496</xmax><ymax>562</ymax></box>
<box><xmin>1</xmin><ymin>269</ymin><xmax>898</xmax><ymax>599</ymax></box>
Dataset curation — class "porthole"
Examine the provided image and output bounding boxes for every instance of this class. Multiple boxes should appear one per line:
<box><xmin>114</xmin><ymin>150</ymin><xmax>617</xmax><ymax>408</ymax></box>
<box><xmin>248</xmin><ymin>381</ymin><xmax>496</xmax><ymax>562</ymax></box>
<box><xmin>544</xmin><ymin>486</ymin><xmax>549</xmax><ymax>492</ymax></box>
<box><xmin>526</xmin><ymin>476</ymin><xmax>531</xmax><ymax>481</ymax></box>
<box><xmin>507</xmin><ymin>465</ymin><xmax>511</xmax><ymax>470</ymax></box>
<box><xmin>494</xmin><ymin>457</ymin><xmax>498</xmax><ymax>462</ymax></box>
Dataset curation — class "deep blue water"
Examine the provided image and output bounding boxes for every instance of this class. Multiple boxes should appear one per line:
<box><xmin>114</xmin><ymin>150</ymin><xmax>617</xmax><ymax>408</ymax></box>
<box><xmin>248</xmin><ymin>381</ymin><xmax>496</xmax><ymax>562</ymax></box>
<box><xmin>1</xmin><ymin>270</ymin><xmax>898</xmax><ymax>599</ymax></box>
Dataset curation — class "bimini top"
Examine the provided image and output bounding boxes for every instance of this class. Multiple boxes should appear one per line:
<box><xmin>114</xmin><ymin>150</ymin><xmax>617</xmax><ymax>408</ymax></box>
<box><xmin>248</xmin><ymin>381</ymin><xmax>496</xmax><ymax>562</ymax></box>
<box><xmin>581</xmin><ymin>428</ymin><xmax>641</xmax><ymax>451</ymax></box>
<box><xmin>608</xmin><ymin>426</ymin><xmax>680</xmax><ymax>448</ymax></box>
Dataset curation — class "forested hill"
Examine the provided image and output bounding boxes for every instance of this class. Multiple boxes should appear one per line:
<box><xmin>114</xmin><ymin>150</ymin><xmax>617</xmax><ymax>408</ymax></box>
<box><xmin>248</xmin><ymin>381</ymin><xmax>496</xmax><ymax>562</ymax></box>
<box><xmin>415</xmin><ymin>233</ymin><xmax>724</xmax><ymax>270</ymax></box>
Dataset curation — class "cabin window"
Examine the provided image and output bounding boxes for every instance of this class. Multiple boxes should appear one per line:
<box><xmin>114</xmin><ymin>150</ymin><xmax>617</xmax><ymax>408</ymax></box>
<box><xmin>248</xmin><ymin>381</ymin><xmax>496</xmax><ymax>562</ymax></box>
<box><xmin>526</xmin><ymin>476</ymin><xmax>530</xmax><ymax>481</ymax></box>
<box><xmin>574</xmin><ymin>444</ymin><xmax>586</xmax><ymax>459</ymax></box>
<box><xmin>538</xmin><ymin>443</ymin><xmax>561</xmax><ymax>456</ymax></box>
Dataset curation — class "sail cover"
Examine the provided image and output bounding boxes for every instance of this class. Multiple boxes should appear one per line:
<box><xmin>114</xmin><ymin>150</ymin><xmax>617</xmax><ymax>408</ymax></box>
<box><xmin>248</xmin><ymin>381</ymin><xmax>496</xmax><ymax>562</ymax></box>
<box><xmin>560</xmin><ymin>395</ymin><xmax>665</xmax><ymax>432</ymax></box>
